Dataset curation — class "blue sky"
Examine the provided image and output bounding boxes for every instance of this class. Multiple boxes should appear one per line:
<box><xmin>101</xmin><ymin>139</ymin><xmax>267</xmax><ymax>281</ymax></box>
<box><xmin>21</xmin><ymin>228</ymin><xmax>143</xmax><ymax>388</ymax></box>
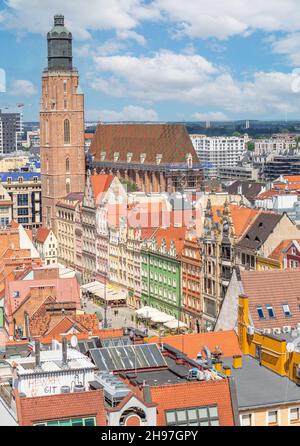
<box><xmin>1</xmin><ymin>0</ymin><xmax>300</xmax><ymax>122</ymax></box>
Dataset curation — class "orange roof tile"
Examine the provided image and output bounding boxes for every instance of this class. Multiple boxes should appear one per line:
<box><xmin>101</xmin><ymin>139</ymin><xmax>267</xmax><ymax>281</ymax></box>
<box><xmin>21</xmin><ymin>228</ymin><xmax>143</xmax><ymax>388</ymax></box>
<box><xmin>269</xmin><ymin>239</ymin><xmax>295</xmax><ymax>261</ymax></box>
<box><xmin>91</xmin><ymin>174</ymin><xmax>114</xmax><ymax>201</ymax></box>
<box><xmin>240</xmin><ymin>269</ymin><xmax>300</xmax><ymax>329</ymax></box>
<box><xmin>283</xmin><ymin>175</ymin><xmax>300</xmax><ymax>183</ymax></box>
<box><xmin>154</xmin><ymin>226</ymin><xmax>186</xmax><ymax>255</ymax></box>
<box><xmin>149</xmin><ymin>330</ymin><xmax>242</xmax><ymax>358</ymax></box>
<box><xmin>35</xmin><ymin>228</ymin><xmax>50</xmax><ymax>243</ymax></box>
<box><xmin>151</xmin><ymin>379</ymin><xmax>235</xmax><ymax>426</ymax></box>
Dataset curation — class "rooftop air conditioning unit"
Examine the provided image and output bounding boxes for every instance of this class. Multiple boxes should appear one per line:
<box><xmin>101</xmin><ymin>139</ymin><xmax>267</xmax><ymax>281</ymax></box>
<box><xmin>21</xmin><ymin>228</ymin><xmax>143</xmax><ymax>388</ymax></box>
<box><xmin>273</xmin><ymin>327</ymin><xmax>281</xmax><ymax>335</ymax></box>
<box><xmin>283</xmin><ymin>326</ymin><xmax>292</xmax><ymax>334</ymax></box>
<box><xmin>263</xmin><ymin>328</ymin><xmax>272</xmax><ymax>335</ymax></box>
<box><xmin>247</xmin><ymin>325</ymin><xmax>255</xmax><ymax>336</ymax></box>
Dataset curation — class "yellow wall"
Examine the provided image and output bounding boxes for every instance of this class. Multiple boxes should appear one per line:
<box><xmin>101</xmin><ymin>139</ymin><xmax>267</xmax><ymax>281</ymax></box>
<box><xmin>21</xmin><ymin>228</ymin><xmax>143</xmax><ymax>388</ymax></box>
<box><xmin>241</xmin><ymin>405</ymin><xmax>300</xmax><ymax>426</ymax></box>
<box><xmin>238</xmin><ymin>294</ymin><xmax>300</xmax><ymax>383</ymax></box>
<box><xmin>256</xmin><ymin>256</ymin><xmax>281</xmax><ymax>271</ymax></box>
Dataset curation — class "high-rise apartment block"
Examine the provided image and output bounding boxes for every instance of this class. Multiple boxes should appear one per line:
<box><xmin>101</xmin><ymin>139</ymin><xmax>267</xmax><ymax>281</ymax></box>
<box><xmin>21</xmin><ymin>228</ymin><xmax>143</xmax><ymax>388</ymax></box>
<box><xmin>190</xmin><ymin>134</ymin><xmax>248</xmax><ymax>179</ymax></box>
<box><xmin>0</xmin><ymin>110</ymin><xmax>23</xmax><ymax>154</ymax></box>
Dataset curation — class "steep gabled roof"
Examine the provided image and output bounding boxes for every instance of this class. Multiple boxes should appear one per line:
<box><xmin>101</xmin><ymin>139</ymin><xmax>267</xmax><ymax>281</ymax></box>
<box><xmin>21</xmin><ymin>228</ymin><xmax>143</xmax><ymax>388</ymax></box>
<box><xmin>237</xmin><ymin>212</ymin><xmax>282</xmax><ymax>250</ymax></box>
<box><xmin>89</xmin><ymin>123</ymin><xmax>198</xmax><ymax>164</ymax></box>
<box><xmin>35</xmin><ymin>228</ymin><xmax>50</xmax><ymax>244</ymax></box>
<box><xmin>91</xmin><ymin>174</ymin><xmax>114</xmax><ymax>200</ymax></box>
<box><xmin>240</xmin><ymin>269</ymin><xmax>300</xmax><ymax>329</ymax></box>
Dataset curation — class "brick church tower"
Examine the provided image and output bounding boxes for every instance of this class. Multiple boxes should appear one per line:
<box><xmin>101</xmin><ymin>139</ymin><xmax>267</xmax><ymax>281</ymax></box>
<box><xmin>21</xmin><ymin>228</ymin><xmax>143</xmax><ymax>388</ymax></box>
<box><xmin>40</xmin><ymin>14</ymin><xmax>85</xmax><ymax>231</ymax></box>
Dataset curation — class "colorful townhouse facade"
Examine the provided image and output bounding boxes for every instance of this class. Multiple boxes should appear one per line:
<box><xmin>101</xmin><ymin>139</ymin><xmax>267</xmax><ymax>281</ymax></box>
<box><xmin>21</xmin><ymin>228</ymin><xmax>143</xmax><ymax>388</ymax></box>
<box><xmin>141</xmin><ymin>227</ymin><xmax>186</xmax><ymax>319</ymax></box>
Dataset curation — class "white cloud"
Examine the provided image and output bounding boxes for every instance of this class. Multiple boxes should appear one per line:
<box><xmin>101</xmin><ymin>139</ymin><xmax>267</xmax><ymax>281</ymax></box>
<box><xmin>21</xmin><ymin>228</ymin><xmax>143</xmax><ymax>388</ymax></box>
<box><xmin>0</xmin><ymin>0</ymin><xmax>159</xmax><ymax>40</ymax></box>
<box><xmin>10</xmin><ymin>79</ymin><xmax>37</xmax><ymax>96</ymax></box>
<box><xmin>90</xmin><ymin>50</ymin><xmax>300</xmax><ymax>117</ymax></box>
<box><xmin>192</xmin><ymin>111</ymin><xmax>229</xmax><ymax>121</ymax></box>
<box><xmin>86</xmin><ymin>105</ymin><xmax>159</xmax><ymax>122</ymax></box>
<box><xmin>271</xmin><ymin>33</ymin><xmax>300</xmax><ymax>66</ymax></box>
<box><xmin>154</xmin><ymin>0</ymin><xmax>300</xmax><ymax>40</ymax></box>
<box><xmin>3</xmin><ymin>0</ymin><xmax>300</xmax><ymax>42</ymax></box>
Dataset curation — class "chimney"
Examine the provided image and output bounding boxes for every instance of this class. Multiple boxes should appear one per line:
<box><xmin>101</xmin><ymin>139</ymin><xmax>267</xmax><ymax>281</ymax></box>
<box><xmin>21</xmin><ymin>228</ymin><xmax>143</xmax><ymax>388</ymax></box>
<box><xmin>232</xmin><ymin>355</ymin><xmax>242</xmax><ymax>369</ymax></box>
<box><xmin>35</xmin><ymin>340</ymin><xmax>41</xmax><ymax>369</ymax></box>
<box><xmin>62</xmin><ymin>336</ymin><xmax>68</xmax><ymax>367</ymax></box>
<box><xmin>222</xmin><ymin>365</ymin><xmax>232</xmax><ymax>377</ymax></box>
<box><xmin>214</xmin><ymin>360</ymin><xmax>223</xmax><ymax>372</ymax></box>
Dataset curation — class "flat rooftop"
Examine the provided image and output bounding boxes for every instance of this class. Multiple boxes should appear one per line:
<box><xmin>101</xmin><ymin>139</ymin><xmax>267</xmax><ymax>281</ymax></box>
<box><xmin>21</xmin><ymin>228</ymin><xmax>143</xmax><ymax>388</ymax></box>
<box><xmin>223</xmin><ymin>355</ymin><xmax>300</xmax><ymax>409</ymax></box>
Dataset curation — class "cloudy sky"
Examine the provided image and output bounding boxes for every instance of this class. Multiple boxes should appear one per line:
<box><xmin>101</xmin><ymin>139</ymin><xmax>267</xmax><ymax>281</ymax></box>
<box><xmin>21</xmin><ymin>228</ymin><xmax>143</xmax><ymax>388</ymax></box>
<box><xmin>1</xmin><ymin>0</ymin><xmax>300</xmax><ymax>121</ymax></box>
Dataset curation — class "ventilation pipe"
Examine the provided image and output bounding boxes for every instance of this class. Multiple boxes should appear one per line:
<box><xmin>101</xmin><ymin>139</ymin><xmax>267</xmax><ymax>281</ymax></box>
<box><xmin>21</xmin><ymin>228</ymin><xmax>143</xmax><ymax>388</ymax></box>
<box><xmin>62</xmin><ymin>336</ymin><xmax>68</xmax><ymax>367</ymax></box>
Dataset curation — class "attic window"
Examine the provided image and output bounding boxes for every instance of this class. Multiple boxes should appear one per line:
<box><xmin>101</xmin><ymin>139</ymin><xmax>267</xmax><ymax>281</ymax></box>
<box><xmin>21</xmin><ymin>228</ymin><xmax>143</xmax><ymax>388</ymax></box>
<box><xmin>257</xmin><ymin>306</ymin><xmax>265</xmax><ymax>319</ymax></box>
<box><xmin>255</xmin><ymin>236</ymin><xmax>261</xmax><ymax>242</ymax></box>
<box><xmin>114</xmin><ymin>152</ymin><xmax>120</xmax><ymax>162</ymax></box>
<box><xmin>245</xmin><ymin>234</ymin><xmax>250</xmax><ymax>239</ymax></box>
<box><xmin>127</xmin><ymin>152</ymin><xmax>133</xmax><ymax>163</ymax></box>
<box><xmin>156</xmin><ymin>154</ymin><xmax>163</xmax><ymax>165</ymax></box>
<box><xmin>266</xmin><ymin>305</ymin><xmax>275</xmax><ymax>319</ymax></box>
<box><xmin>258</xmin><ymin>222</ymin><xmax>263</xmax><ymax>228</ymax></box>
<box><xmin>140</xmin><ymin>153</ymin><xmax>146</xmax><ymax>164</ymax></box>
<box><xmin>282</xmin><ymin>304</ymin><xmax>292</xmax><ymax>317</ymax></box>
<box><xmin>100</xmin><ymin>151</ymin><xmax>106</xmax><ymax>162</ymax></box>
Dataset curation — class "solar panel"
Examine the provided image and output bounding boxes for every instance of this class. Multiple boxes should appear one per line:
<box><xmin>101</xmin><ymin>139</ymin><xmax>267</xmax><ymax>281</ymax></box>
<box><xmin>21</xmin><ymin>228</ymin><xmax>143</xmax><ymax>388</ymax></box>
<box><xmin>89</xmin><ymin>344</ymin><xmax>167</xmax><ymax>372</ymax></box>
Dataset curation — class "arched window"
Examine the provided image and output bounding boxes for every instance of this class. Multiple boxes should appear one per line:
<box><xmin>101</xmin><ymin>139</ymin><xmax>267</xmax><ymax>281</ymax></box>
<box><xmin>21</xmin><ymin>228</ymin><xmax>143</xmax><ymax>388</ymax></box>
<box><xmin>66</xmin><ymin>178</ymin><xmax>70</xmax><ymax>194</ymax></box>
<box><xmin>45</xmin><ymin>119</ymin><xmax>49</xmax><ymax>144</ymax></box>
<box><xmin>64</xmin><ymin>119</ymin><xmax>70</xmax><ymax>145</ymax></box>
<box><xmin>66</xmin><ymin>157</ymin><xmax>70</xmax><ymax>173</ymax></box>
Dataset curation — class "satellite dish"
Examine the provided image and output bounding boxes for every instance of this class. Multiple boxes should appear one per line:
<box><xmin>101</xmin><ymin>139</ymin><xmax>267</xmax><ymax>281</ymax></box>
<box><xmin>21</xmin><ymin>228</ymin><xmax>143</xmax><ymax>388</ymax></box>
<box><xmin>70</xmin><ymin>335</ymin><xmax>78</xmax><ymax>348</ymax></box>
<box><xmin>287</xmin><ymin>342</ymin><xmax>295</xmax><ymax>353</ymax></box>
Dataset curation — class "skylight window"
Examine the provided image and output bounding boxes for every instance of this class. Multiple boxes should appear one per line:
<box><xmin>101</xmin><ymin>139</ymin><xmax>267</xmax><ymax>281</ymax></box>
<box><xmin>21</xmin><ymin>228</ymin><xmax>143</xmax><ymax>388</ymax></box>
<box><xmin>257</xmin><ymin>306</ymin><xmax>265</xmax><ymax>319</ymax></box>
<box><xmin>282</xmin><ymin>304</ymin><xmax>292</xmax><ymax>317</ymax></box>
<box><xmin>266</xmin><ymin>305</ymin><xmax>275</xmax><ymax>318</ymax></box>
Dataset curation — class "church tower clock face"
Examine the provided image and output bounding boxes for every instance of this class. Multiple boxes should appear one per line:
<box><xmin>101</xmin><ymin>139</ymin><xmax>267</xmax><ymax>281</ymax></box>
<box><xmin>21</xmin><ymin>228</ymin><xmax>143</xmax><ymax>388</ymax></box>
<box><xmin>40</xmin><ymin>15</ymin><xmax>85</xmax><ymax>232</ymax></box>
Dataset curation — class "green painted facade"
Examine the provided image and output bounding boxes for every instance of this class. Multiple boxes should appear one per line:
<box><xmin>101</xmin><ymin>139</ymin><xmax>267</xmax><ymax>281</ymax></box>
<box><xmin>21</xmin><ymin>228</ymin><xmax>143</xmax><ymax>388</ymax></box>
<box><xmin>141</xmin><ymin>240</ymin><xmax>182</xmax><ymax>319</ymax></box>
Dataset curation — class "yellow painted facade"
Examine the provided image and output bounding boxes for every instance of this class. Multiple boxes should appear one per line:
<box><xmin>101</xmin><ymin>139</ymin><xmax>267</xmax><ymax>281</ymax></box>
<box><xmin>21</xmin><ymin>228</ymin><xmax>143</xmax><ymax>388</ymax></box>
<box><xmin>256</xmin><ymin>256</ymin><xmax>281</xmax><ymax>271</ymax></box>
<box><xmin>238</xmin><ymin>294</ymin><xmax>300</xmax><ymax>425</ymax></box>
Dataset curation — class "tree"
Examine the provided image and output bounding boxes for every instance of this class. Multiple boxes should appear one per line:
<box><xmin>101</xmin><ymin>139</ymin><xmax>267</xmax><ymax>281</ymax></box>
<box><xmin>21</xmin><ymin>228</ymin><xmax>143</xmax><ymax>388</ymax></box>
<box><xmin>247</xmin><ymin>141</ymin><xmax>255</xmax><ymax>151</ymax></box>
<box><xmin>120</xmin><ymin>179</ymin><xmax>139</xmax><ymax>192</ymax></box>
<box><xmin>232</xmin><ymin>131</ymin><xmax>241</xmax><ymax>137</ymax></box>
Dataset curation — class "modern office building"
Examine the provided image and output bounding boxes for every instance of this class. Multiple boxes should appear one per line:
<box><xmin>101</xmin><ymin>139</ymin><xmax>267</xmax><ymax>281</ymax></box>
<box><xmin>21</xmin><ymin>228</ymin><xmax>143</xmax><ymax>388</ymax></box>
<box><xmin>0</xmin><ymin>110</ymin><xmax>23</xmax><ymax>154</ymax></box>
<box><xmin>190</xmin><ymin>134</ymin><xmax>248</xmax><ymax>179</ymax></box>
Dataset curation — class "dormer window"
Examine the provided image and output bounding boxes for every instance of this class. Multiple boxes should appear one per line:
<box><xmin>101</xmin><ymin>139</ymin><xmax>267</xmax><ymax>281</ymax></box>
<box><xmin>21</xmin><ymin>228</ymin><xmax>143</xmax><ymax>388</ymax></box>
<box><xmin>114</xmin><ymin>152</ymin><xmax>120</xmax><ymax>162</ymax></box>
<box><xmin>140</xmin><ymin>153</ymin><xmax>146</xmax><ymax>164</ymax></box>
<box><xmin>186</xmin><ymin>154</ymin><xmax>193</xmax><ymax>168</ymax></box>
<box><xmin>18</xmin><ymin>177</ymin><xmax>23</xmax><ymax>184</ymax></box>
<box><xmin>127</xmin><ymin>152</ymin><xmax>133</xmax><ymax>163</ymax></box>
<box><xmin>156</xmin><ymin>154</ymin><xmax>163</xmax><ymax>165</ymax></box>
<box><xmin>100</xmin><ymin>151</ymin><xmax>106</xmax><ymax>162</ymax></box>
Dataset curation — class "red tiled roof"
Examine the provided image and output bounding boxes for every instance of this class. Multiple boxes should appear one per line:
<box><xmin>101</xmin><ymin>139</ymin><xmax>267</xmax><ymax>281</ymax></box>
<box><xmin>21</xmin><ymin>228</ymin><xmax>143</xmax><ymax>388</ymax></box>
<box><xmin>149</xmin><ymin>330</ymin><xmax>242</xmax><ymax>358</ymax></box>
<box><xmin>89</xmin><ymin>123</ymin><xmax>198</xmax><ymax>164</ymax></box>
<box><xmin>154</xmin><ymin>226</ymin><xmax>186</xmax><ymax>256</ymax></box>
<box><xmin>269</xmin><ymin>239</ymin><xmax>296</xmax><ymax>261</ymax></box>
<box><xmin>240</xmin><ymin>269</ymin><xmax>300</xmax><ymax>329</ymax></box>
<box><xmin>150</xmin><ymin>379</ymin><xmax>235</xmax><ymax>426</ymax></box>
<box><xmin>35</xmin><ymin>228</ymin><xmax>50</xmax><ymax>244</ymax></box>
<box><xmin>15</xmin><ymin>389</ymin><xmax>106</xmax><ymax>426</ymax></box>
<box><xmin>91</xmin><ymin>174</ymin><xmax>114</xmax><ymax>201</ymax></box>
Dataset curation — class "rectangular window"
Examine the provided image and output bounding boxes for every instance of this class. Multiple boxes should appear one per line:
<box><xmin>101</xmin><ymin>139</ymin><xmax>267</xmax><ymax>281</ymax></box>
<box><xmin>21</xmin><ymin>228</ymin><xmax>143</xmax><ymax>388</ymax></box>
<box><xmin>283</xmin><ymin>304</ymin><xmax>292</xmax><ymax>317</ymax></box>
<box><xmin>268</xmin><ymin>411</ymin><xmax>278</xmax><ymax>425</ymax></box>
<box><xmin>165</xmin><ymin>405</ymin><xmax>219</xmax><ymax>426</ymax></box>
<box><xmin>290</xmin><ymin>408</ymin><xmax>300</xmax><ymax>422</ymax></box>
<box><xmin>266</xmin><ymin>305</ymin><xmax>275</xmax><ymax>318</ymax></box>
<box><xmin>34</xmin><ymin>417</ymin><xmax>96</xmax><ymax>427</ymax></box>
<box><xmin>17</xmin><ymin>194</ymin><xmax>28</xmax><ymax>206</ymax></box>
<box><xmin>241</xmin><ymin>414</ymin><xmax>252</xmax><ymax>426</ymax></box>
<box><xmin>257</xmin><ymin>306</ymin><xmax>265</xmax><ymax>319</ymax></box>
